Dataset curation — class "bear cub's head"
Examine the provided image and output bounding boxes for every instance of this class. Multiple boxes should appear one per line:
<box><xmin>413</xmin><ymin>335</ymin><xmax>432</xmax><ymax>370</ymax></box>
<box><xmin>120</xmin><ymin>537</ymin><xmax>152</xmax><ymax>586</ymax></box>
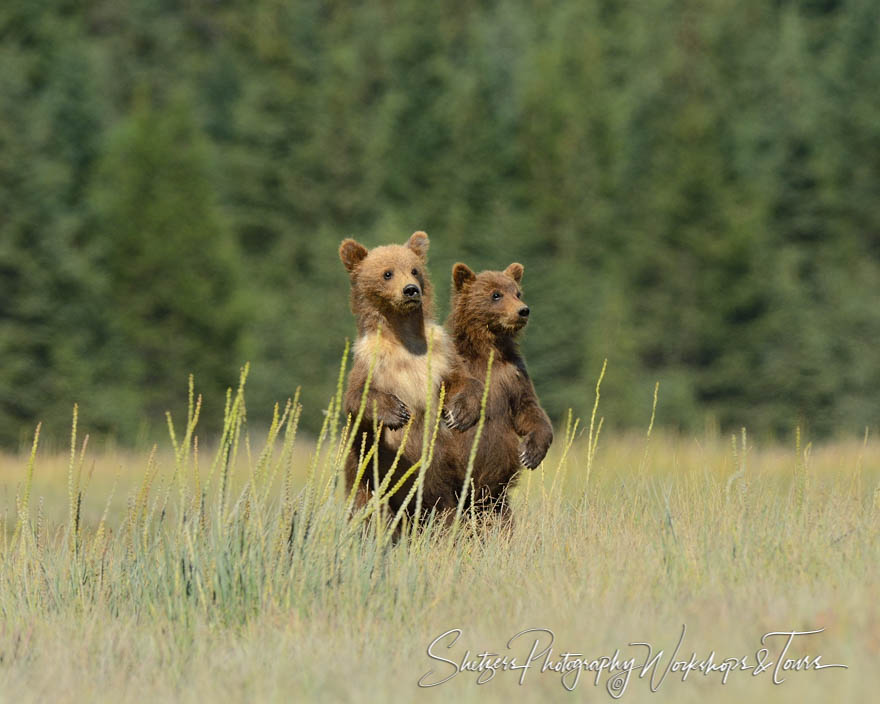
<box><xmin>451</xmin><ymin>262</ymin><xmax>530</xmax><ymax>337</ymax></box>
<box><xmin>339</xmin><ymin>232</ymin><xmax>433</xmax><ymax>317</ymax></box>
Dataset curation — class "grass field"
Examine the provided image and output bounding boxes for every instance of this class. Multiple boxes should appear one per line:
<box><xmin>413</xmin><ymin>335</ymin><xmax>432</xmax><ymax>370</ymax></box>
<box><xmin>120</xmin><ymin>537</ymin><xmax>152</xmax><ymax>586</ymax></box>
<box><xmin>0</xmin><ymin>371</ymin><xmax>878</xmax><ymax>703</ymax></box>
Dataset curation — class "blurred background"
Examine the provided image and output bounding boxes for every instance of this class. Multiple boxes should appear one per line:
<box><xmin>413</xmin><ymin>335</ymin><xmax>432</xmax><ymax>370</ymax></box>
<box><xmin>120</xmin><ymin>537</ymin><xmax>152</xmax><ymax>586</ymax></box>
<box><xmin>1</xmin><ymin>0</ymin><xmax>879</xmax><ymax>448</ymax></box>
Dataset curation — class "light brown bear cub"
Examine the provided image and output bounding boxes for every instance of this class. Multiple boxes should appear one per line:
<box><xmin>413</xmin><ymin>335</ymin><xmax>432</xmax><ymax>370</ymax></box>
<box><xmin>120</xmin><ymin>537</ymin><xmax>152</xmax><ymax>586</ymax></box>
<box><xmin>338</xmin><ymin>232</ymin><xmax>480</xmax><ymax>517</ymax></box>
<box><xmin>442</xmin><ymin>261</ymin><xmax>553</xmax><ymax>517</ymax></box>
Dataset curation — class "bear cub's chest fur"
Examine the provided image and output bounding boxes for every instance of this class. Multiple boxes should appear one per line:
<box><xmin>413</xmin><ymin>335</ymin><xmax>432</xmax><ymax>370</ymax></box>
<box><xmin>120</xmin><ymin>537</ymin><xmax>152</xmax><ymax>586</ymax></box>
<box><xmin>353</xmin><ymin>322</ymin><xmax>453</xmax><ymax>413</ymax></box>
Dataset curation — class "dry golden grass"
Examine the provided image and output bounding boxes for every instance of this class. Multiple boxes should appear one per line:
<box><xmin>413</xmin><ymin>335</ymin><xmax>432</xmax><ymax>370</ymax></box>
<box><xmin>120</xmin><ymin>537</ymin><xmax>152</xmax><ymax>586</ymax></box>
<box><xmin>0</xmin><ymin>371</ymin><xmax>877</xmax><ymax>703</ymax></box>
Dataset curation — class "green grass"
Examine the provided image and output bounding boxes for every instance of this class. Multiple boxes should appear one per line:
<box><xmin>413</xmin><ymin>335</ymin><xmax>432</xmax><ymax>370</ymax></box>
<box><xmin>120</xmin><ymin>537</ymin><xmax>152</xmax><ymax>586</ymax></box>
<box><xmin>0</xmin><ymin>369</ymin><xmax>878</xmax><ymax>703</ymax></box>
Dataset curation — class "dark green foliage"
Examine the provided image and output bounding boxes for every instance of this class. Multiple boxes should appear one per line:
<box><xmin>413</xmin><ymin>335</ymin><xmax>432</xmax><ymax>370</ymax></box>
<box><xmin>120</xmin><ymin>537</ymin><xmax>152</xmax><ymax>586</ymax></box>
<box><xmin>86</xmin><ymin>94</ymin><xmax>243</xmax><ymax>439</ymax></box>
<box><xmin>1</xmin><ymin>0</ymin><xmax>880</xmax><ymax>445</ymax></box>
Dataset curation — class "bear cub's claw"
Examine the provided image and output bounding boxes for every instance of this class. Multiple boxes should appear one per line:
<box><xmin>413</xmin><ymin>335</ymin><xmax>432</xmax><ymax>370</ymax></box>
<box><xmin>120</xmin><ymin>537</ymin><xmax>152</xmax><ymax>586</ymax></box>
<box><xmin>443</xmin><ymin>408</ymin><xmax>466</xmax><ymax>431</ymax></box>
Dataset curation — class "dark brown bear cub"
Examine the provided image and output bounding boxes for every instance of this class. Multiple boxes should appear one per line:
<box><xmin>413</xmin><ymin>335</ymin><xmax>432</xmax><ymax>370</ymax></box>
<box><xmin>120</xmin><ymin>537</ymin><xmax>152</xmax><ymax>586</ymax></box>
<box><xmin>443</xmin><ymin>261</ymin><xmax>553</xmax><ymax>517</ymax></box>
<box><xmin>338</xmin><ymin>232</ymin><xmax>480</xmax><ymax>517</ymax></box>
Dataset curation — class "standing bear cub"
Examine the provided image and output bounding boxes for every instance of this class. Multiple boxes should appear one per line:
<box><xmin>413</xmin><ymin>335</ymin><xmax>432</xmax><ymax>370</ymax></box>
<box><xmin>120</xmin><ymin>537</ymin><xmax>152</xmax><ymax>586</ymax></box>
<box><xmin>338</xmin><ymin>232</ymin><xmax>481</xmax><ymax>517</ymax></box>
<box><xmin>443</xmin><ymin>261</ymin><xmax>553</xmax><ymax>516</ymax></box>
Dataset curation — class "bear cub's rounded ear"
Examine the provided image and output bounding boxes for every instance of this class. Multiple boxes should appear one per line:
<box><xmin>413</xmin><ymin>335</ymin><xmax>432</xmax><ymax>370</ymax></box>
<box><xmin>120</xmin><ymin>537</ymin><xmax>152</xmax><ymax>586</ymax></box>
<box><xmin>504</xmin><ymin>262</ymin><xmax>524</xmax><ymax>283</ymax></box>
<box><xmin>452</xmin><ymin>262</ymin><xmax>476</xmax><ymax>291</ymax></box>
<box><xmin>408</xmin><ymin>231</ymin><xmax>430</xmax><ymax>259</ymax></box>
<box><xmin>339</xmin><ymin>239</ymin><xmax>369</xmax><ymax>273</ymax></box>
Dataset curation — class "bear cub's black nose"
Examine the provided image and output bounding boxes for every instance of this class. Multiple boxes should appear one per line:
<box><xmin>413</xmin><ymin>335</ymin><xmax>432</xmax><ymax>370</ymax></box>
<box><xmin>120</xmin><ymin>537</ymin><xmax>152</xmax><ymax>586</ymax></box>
<box><xmin>403</xmin><ymin>284</ymin><xmax>421</xmax><ymax>298</ymax></box>
<box><xmin>518</xmin><ymin>306</ymin><xmax>530</xmax><ymax>318</ymax></box>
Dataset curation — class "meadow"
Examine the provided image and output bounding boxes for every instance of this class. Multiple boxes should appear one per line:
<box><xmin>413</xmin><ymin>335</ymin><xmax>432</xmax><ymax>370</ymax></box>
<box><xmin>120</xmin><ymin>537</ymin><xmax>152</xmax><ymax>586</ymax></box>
<box><xmin>0</xmin><ymin>367</ymin><xmax>877</xmax><ymax>703</ymax></box>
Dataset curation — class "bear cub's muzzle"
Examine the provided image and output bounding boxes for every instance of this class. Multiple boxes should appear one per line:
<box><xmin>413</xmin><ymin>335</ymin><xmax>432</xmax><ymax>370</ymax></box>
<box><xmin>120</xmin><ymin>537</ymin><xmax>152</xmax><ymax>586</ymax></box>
<box><xmin>402</xmin><ymin>284</ymin><xmax>422</xmax><ymax>305</ymax></box>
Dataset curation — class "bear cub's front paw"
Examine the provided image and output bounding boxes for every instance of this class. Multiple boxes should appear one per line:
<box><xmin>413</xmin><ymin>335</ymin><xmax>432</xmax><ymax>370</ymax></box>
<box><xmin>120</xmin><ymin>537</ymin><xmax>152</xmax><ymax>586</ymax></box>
<box><xmin>443</xmin><ymin>392</ymin><xmax>480</xmax><ymax>431</ymax></box>
<box><xmin>381</xmin><ymin>394</ymin><xmax>411</xmax><ymax>430</ymax></box>
<box><xmin>519</xmin><ymin>432</ymin><xmax>550</xmax><ymax>469</ymax></box>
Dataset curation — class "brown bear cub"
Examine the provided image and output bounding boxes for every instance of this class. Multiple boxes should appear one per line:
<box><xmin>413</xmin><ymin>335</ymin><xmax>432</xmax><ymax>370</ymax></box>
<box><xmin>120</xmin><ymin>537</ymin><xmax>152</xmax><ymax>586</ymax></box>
<box><xmin>443</xmin><ymin>261</ymin><xmax>553</xmax><ymax>518</ymax></box>
<box><xmin>338</xmin><ymin>232</ymin><xmax>481</xmax><ymax>518</ymax></box>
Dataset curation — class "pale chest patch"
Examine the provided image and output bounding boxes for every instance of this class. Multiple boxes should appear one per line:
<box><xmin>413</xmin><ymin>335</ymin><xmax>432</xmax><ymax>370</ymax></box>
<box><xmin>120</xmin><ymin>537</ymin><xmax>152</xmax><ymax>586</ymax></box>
<box><xmin>353</xmin><ymin>323</ymin><xmax>453</xmax><ymax>411</ymax></box>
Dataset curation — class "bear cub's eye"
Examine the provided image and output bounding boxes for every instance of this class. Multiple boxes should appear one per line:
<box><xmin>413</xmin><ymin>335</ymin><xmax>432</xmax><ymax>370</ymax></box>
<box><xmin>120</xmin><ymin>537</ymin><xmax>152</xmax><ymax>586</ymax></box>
<box><xmin>516</xmin><ymin>291</ymin><xmax>522</xmax><ymax>299</ymax></box>
<box><xmin>492</xmin><ymin>291</ymin><xmax>502</xmax><ymax>301</ymax></box>
<box><xmin>383</xmin><ymin>270</ymin><xmax>393</xmax><ymax>280</ymax></box>
<box><xmin>411</xmin><ymin>268</ymin><xmax>419</xmax><ymax>277</ymax></box>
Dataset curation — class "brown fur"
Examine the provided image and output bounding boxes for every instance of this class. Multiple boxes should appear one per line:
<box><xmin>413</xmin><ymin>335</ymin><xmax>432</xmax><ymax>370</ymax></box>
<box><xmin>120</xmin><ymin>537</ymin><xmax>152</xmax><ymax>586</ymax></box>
<box><xmin>440</xmin><ymin>261</ymin><xmax>554</xmax><ymax>519</ymax></box>
<box><xmin>338</xmin><ymin>233</ymin><xmax>481</xmax><ymax>519</ymax></box>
